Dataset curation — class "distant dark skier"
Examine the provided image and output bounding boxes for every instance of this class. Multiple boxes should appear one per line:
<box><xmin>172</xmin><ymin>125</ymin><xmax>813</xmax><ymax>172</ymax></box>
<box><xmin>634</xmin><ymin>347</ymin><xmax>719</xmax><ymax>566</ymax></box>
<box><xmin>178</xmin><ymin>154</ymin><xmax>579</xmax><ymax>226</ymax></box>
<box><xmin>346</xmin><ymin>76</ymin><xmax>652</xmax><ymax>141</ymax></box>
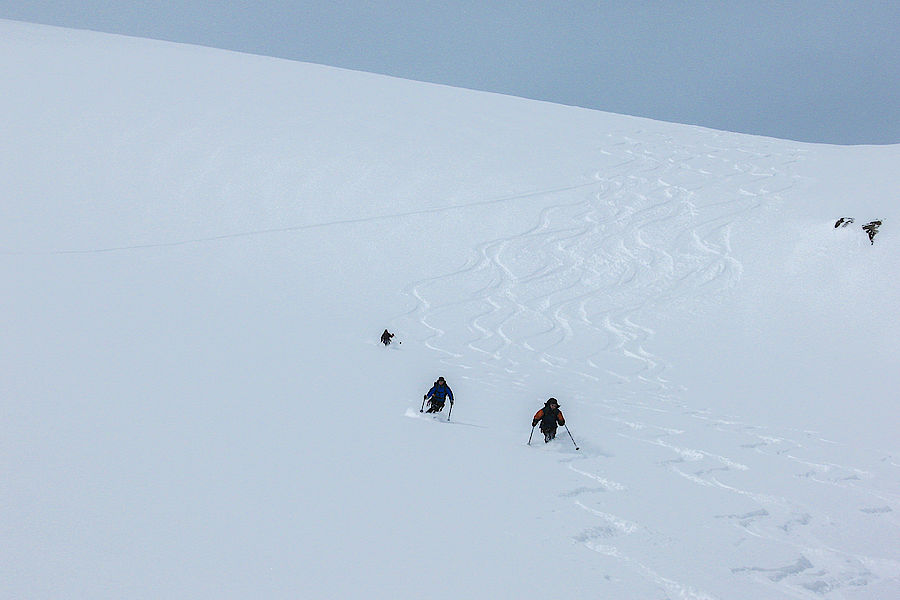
<box><xmin>380</xmin><ymin>329</ymin><xmax>395</xmax><ymax>346</ymax></box>
<box><xmin>532</xmin><ymin>398</ymin><xmax>565</xmax><ymax>443</ymax></box>
<box><xmin>862</xmin><ymin>220</ymin><xmax>882</xmax><ymax>245</ymax></box>
<box><xmin>423</xmin><ymin>377</ymin><xmax>454</xmax><ymax>413</ymax></box>
<box><xmin>834</xmin><ymin>217</ymin><xmax>854</xmax><ymax>228</ymax></box>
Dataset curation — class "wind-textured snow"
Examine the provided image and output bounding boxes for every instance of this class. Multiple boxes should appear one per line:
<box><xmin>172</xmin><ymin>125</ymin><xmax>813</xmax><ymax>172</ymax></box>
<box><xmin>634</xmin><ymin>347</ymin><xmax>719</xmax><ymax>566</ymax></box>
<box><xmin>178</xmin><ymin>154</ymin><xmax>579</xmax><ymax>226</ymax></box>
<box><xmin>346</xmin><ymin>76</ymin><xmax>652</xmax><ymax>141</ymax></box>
<box><xmin>2</xmin><ymin>19</ymin><xmax>899</xmax><ymax>600</ymax></box>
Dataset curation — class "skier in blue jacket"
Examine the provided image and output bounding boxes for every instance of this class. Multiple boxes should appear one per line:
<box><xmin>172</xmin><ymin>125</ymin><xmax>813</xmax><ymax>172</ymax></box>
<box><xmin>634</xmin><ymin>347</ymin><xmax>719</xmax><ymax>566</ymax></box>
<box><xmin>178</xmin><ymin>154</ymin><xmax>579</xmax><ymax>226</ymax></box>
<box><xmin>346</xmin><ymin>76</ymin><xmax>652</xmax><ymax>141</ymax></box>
<box><xmin>424</xmin><ymin>377</ymin><xmax>454</xmax><ymax>413</ymax></box>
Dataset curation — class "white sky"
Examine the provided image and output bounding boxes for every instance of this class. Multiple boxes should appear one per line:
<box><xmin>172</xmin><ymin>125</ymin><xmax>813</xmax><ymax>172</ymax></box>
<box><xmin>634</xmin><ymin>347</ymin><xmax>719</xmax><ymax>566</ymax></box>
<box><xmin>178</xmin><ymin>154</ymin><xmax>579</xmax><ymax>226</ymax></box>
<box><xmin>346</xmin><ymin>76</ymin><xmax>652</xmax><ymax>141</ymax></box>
<box><xmin>1</xmin><ymin>1</ymin><xmax>898</xmax><ymax>144</ymax></box>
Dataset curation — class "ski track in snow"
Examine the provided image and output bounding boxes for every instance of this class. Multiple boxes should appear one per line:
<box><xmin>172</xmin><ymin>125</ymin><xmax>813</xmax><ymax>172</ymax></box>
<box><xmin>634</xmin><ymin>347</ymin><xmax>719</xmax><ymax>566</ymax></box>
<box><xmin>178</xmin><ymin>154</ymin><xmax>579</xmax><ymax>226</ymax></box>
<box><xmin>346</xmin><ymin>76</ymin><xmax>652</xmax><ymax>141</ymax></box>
<box><xmin>394</xmin><ymin>130</ymin><xmax>900</xmax><ymax>598</ymax></box>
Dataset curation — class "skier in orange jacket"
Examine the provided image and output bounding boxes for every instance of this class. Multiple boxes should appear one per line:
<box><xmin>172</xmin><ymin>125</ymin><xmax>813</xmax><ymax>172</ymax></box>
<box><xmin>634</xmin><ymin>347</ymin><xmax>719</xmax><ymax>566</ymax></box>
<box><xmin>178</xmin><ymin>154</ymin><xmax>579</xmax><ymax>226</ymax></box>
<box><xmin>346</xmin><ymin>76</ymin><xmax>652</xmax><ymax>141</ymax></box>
<box><xmin>532</xmin><ymin>398</ymin><xmax>565</xmax><ymax>443</ymax></box>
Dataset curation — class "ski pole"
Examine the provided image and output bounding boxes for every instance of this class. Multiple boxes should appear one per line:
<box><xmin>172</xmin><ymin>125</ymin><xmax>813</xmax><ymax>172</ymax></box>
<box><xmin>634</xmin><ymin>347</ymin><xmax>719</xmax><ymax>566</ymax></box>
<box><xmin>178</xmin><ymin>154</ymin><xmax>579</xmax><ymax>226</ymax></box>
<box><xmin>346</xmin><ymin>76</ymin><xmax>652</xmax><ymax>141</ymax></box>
<box><xmin>447</xmin><ymin>401</ymin><xmax>453</xmax><ymax>422</ymax></box>
<box><xmin>564</xmin><ymin>424</ymin><xmax>580</xmax><ymax>451</ymax></box>
<box><xmin>528</xmin><ymin>425</ymin><xmax>535</xmax><ymax>445</ymax></box>
<box><xmin>420</xmin><ymin>395</ymin><xmax>427</xmax><ymax>412</ymax></box>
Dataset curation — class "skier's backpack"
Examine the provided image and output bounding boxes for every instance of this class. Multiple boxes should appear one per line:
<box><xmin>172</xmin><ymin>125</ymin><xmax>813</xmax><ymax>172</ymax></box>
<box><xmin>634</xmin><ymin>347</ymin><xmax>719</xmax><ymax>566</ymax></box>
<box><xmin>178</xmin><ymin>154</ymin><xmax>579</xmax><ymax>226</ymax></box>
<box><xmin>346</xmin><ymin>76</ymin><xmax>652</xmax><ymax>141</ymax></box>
<box><xmin>540</xmin><ymin>407</ymin><xmax>559</xmax><ymax>429</ymax></box>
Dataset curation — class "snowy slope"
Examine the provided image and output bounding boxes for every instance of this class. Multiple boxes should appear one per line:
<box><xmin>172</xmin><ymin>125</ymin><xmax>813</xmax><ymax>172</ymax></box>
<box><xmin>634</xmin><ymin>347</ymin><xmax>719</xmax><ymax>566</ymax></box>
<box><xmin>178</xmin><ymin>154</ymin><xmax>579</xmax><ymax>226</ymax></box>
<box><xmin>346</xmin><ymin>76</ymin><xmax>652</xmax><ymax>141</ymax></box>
<box><xmin>1</xmin><ymin>19</ymin><xmax>898</xmax><ymax>600</ymax></box>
